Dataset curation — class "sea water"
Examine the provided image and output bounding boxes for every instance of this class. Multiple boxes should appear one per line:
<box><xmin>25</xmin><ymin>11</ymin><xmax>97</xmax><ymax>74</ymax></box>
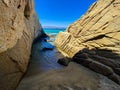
<box><xmin>43</xmin><ymin>28</ymin><xmax>65</xmax><ymax>44</ymax></box>
<box><xmin>44</xmin><ymin>28</ymin><xmax>65</xmax><ymax>36</ymax></box>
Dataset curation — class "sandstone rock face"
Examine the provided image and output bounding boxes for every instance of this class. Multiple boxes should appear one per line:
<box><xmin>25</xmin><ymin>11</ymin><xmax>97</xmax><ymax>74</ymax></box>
<box><xmin>0</xmin><ymin>0</ymin><xmax>45</xmax><ymax>89</ymax></box>
<box><xmin>55</xmin><ymin>0</ymin><xmax>120</xmax><ymax>57</ymax></box>
<box><xmin>55</xmin><ymin>0</ymin><xmax>120</xmax><ymax>84</ymax></box>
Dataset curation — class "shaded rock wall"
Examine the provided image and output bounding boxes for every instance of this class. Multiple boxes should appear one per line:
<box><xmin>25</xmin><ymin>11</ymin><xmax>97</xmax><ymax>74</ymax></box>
<box><xmin>55</xmin><ymin>0</ymin><xmax>120</xmax><ymax>57</ymax></box>
<box><xmin>73</xmin><ymin>48</ymin><xmax>120</xmax><ymax>84</ymax></box>
<box><xmin>0</xmin><ymin>0</ymin><xmax>45</xmax><ymax>89</ymax></box>
<box><xmin>55</xmin><ymin>0</ymin><xmax>120</xmax><ymax>84</ymax></box>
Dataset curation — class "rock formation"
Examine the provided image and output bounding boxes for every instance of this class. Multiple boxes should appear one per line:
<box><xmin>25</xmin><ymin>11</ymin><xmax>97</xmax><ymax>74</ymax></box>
<box><xmin>55</xmin><ymin>0</ymin><xmax>120</xmax><ymax>84</ymax></box>
<box><xmin>0</xmin><ymin>0</ymin><xmax>45</xmax><ymax>89</ymax></box>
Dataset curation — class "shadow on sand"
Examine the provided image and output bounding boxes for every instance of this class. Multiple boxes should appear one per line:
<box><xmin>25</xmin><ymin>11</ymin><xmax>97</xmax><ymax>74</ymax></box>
<box><xmin>25</xmin><ymin>37</ymin><xmax>64</xmax><ymax>77</ymax></box>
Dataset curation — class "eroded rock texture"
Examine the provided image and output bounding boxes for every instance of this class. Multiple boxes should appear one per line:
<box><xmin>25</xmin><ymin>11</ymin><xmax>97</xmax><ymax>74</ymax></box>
<box><xmin>55</xmin><ymin>0</ymin><xmax>120</xmax><ymax>85</ymax></box>
<box><xmin>55</xmin><ymin>0</ymin><xmax>120</xmax><ymax>57</ymax></box>
<box><xmin>0</xmin><ymin>0</ymin><xmax>45</xmax><ymax>89</ymax></box>
<box><xmin>73</xmin><ymin>48</ymin><xmax>120</xmax><ymax>84</ymax></box>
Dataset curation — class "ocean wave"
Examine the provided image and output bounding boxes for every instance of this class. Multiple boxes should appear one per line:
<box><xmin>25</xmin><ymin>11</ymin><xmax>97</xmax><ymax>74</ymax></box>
<box><xmin>47</xmin><ymin>33</ymin><xmax>58</xmax><ymax>36</ymax></box>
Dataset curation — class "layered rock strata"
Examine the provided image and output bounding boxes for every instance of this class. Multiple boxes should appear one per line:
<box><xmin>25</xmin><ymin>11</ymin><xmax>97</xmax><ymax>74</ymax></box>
<box><xmin>73</xmin><ymin>49</ymin><xmax>120</xmax><ymax>84</ymax></box>
<box><xmin>0</xmin><ymin>0</ymin><xmax>45</xmax><ymax>89</ymax></box>
<box><xmin>55</xmin><ymin>0</ymin><xmax>120</xmax><ymax>84</ymax></box>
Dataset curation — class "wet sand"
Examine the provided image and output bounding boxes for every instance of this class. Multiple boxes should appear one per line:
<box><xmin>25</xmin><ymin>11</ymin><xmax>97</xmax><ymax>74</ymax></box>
<box><xmin>24</xmin><ymin>39</ymin><xmax>64</xmax><ymax>77</ymax></box>
<box><xmin>17</xmin><ymin>39</ymin><xmax>120</xmax><ymax>90</ymax></box>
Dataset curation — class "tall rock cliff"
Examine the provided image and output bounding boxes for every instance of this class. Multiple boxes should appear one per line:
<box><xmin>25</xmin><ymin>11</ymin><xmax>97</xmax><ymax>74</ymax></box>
<box><xmin>0</xmin><ymin>0</ymin><xmax>45</xmax><ymax>89</ymax></box>
<box><xmin>55</xmin><ymin>0</ymin><xmax>120</xmax><ymax>84</ymax></box>
<box><xmin>55</xmin><ymin>0</ymin><xmax>120</xmax><ymax>57</ymax></box>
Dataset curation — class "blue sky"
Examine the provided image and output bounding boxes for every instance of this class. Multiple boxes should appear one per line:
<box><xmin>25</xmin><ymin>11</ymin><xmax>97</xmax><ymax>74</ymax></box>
<box><xmin>34</xmin><ymin>0</ymin><xmax>96</xmax><ymax>27</ymax></box>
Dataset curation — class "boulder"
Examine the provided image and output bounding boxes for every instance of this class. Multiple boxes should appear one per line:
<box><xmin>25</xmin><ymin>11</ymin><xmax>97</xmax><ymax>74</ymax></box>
<box><xmin>0</xmin><ymin>0</ymin><xmax>45</xmax><ymax>89</ymax></box>
<box><xmin>55</xmin><ymin>0</ymin><xmax>120</xmax><ymax>84</ymax></box>
<box><xmin>58</xmin><ymin>57</ymin><xmax>71</xmax><ymax>66</ymax></box>
<box><xmin>55</xmin><ymin>0</ymin><xmax>120</xmax><ymax>57</ymax></box>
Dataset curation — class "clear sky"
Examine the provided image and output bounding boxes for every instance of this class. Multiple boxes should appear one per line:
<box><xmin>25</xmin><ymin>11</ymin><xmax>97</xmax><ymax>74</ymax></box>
<box><xmin>34</xmin><ymin>0</ymin><xmax>96</xmax><ymax>27</ymax></box>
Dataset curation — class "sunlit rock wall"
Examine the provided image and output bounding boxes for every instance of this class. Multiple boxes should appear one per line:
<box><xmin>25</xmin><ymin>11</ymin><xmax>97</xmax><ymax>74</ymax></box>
<box><xmin>55</xmin><ymin>0</ymin><xmax>120</xmax><ymax>57</ymax></box>
<box><xmin>0</xmin><ymin>0</ymin><xmax>45</xmax><ymax>89</ymax></box>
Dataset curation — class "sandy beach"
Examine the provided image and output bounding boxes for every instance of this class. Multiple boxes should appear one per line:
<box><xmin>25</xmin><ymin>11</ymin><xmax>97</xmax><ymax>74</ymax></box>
<box><xmin>17</xmin><ymin>38</ymin><xmax>120</xmax><ymax>90</ymax></box>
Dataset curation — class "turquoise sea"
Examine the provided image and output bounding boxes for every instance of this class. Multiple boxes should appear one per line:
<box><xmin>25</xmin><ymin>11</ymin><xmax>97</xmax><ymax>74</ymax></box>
<box><xmin>44</xmin><ymin>28</ymin><xmax>65</xmax><ymax>36</ymax></box>
<box><xmin>43</xmin><ymin>28</ymin><xmax>65</xmax><ymax>44</ymax></box>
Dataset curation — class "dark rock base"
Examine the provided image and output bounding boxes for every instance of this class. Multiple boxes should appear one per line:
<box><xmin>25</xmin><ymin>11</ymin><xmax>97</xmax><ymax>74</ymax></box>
<box><xmin>73</xmin><ymin>48</ymin><xmax>120</xmax><ymax>85</ymax></box>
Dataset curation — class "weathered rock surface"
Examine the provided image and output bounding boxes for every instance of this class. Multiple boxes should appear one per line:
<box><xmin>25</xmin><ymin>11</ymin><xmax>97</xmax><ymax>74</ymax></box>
<box><xmin>17</xmin><ymin>38</ymin><xmax>120</xmax><ymax>90</ymax></box>
<box><xmin>58</xmin><ymin>57</ymin><xmax>71</xmax><ymax>66</ymax></box>
<box><xmin>73</xmin><ymin>49</ymin><xmax>120</xmax><ymax>84</ymax></box>
<box><xmin>55</xmin><ymin>0</ymin><xmax>120</xmax><ymax>85</ymax></box>
<box><xmin>0</xmin><ymin>0</ymin><xmax>45</xmax><ymax>90</ymax></box>
<box><xmin>55</xmin><ymin>0</ymin><xmax>120</xmax><ymax>57</ymax></box>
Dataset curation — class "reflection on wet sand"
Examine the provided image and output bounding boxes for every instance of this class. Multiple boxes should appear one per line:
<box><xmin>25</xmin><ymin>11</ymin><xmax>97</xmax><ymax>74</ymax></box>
<box><xmin>17</xmin><ymin>38</ymin><xmax>120</xmax><ymax>90</ymax></box>
<box><xmin>24</xmin><ymin>38</ymin><xmax>64</xmax><ymax>77</ymax></box>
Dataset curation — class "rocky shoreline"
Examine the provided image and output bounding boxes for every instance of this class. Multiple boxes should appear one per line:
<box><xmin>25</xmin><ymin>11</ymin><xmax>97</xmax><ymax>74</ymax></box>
<box><xmin>59</xmin><ymin>48</ymin><xmax>120</xmax><ymax>84</ymax></box>
<box><xmin>0</xmin><ymin>0</ymin><xmax>46</xmax><ymax>89</ymax></box>
<box><xmin>16</xmin><ymin>36</ymin><xmax>120</xmax><ymax>90</ymax></box>
<box><xmin>55</xmin><ymin>0</ymin><xmax>120</xmax><ymax>86</ymax></box>
<box><xmin>0</xmin><ymin>0</ymin><xmax>120</xmax><ymax>89</ymax></box>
